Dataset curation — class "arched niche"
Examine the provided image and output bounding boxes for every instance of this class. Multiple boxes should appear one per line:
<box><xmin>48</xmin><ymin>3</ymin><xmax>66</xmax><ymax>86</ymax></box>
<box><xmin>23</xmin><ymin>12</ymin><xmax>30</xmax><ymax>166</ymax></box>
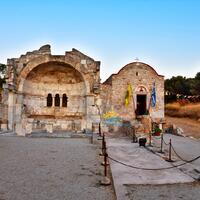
<box><xmin>20</xmin><ymin>61</ymin><xmax>87</xmax><ymax>118</ymax></box>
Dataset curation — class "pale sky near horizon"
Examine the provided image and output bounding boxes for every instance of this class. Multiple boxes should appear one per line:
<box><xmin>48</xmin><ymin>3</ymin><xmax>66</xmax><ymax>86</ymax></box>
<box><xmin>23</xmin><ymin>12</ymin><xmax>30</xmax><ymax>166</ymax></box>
<box><xmin>0</xmin><ymin>0</ymin><xmax>200</xmax><ymax>81</ymax></box>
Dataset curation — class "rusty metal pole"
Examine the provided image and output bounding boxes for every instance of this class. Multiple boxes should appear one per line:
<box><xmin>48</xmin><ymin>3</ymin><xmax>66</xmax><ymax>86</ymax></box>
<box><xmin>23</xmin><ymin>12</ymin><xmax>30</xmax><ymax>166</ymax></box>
<box><xmin>160</xmin><ymin>134</ymin><xmax>163</xmax><ymax>153</ymax></box>
<box><xmin>90</xmin><ymin>132</ymin><xmax>93</xmax><ymax>144</ymax></box>
<box><xmin>100</xmin><ymin>140</ymin><xmax>111</xmax><ymax>186</ymax></box>
<box><xmin>102</xmin><ymin>132</ymin><xmax>105</xmax><ymax>152</ymax></box>
<box><xmin>101</xmin><ymin>139</ymin><xmax>109</xmax><ymax>166</ymax></box>
<box><xmin>99</xmin><ymin>132</ymin><xmax>105</xmax><ymax>156</ymax></box>
<box><xmin>169</xmin><ymin>139</ymin><xmax>172</xmax><ymax>161</ymax></box>
<box><xmin>149</xmin><ymin>132</ymin><xmax>152</xmax><ymax>146</ymax></box>
<box><xmin>132</xmin><ymin>127</ymin><xmax>136</xmax><ymax>143</ymax></box>
<box><xmin>97</xmin><ymin>105</ymin><xmax>102</xmax><ymax>137</ymax></box>
<box><xmin>99</xmin><ymin>122</ymin><xmax>102</xmax><ymax>137</ymax></box>
<box><xmin>104</xmin><ymin>143</ymin><xmax>107</xmax><ymax>177</ymax></box>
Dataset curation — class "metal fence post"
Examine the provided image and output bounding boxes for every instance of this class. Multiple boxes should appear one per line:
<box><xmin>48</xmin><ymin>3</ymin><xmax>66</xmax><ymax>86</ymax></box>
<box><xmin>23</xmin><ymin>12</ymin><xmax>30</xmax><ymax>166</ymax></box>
<box><xmin>149</xmin><ymin>132</ymin><xmax>152</xmax><ymax>146</ymax></box>
<box><xmin>90</xmin><ymin>132</ymin><xmax>93</xmax><ymax>144</ymax></box>
<box><xmin>99</xmin><ymin>122</ymin><xmax>101</xmax><ymax>137</ymax></box>
<box><xmin>104</xmin><ymin>144</ymin><xmax>108</xmax><ymax>177</ymax></box>
<box><xmin>99</xmin><ymin>132</ymin><xmax>105</xmax><ymax>156</ymax></box>
<box><xmin>160</xmin><ymin>134</ymin><xmax>163</xmax><ymax>153</ymax></box>
<box><xmin>168</xmin><ymin>139</ymin><xmax>172</xmax><ymax>162</ymax></box>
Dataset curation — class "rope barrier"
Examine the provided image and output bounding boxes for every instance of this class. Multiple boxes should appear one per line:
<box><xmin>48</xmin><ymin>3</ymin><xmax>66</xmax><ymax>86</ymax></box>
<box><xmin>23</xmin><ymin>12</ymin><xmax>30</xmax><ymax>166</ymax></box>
<box><xmin>153</xmin><ymin>135</ymin><xmax>196</xmax><ymax>163</ymax></box>
<box><xmin>170</xmin><ymin>143</ymin><xmax>192</xmax><ymax>162</ymax></box>
<box><xmin>101</xmin><ymin>133</ymin><xmax>200</xmax><ymax>172</ymax></box>
<box><xmin>108</xmin><ymin>154</ymin><xmax>200</xmax><ymax>171</ymax></box>
<box><xmin>152</xmin><ymin>135</ymin><xmax>199</xmax><ymax>163</ymax></box>
<box><xmin>162</xmin><ymin>137</ymin><xmax>170</xmax><ymax>145</ymax></box>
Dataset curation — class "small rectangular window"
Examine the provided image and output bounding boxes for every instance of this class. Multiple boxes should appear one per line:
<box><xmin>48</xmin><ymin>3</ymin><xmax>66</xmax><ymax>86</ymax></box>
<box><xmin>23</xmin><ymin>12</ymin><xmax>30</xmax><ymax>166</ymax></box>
<box><xmin>62</xmin><ymin>94</ymin><xmax>68</xmax><ymax>107</ymax></box>
<box><xmin>47</xmin><ymin>94</ymin><xmax>52</xmax><ymax>107</ymax></box>
<box><xmin>55</xmin><ymin>94</ymin><xmax>60</xmax><ymax>107</ymax></box>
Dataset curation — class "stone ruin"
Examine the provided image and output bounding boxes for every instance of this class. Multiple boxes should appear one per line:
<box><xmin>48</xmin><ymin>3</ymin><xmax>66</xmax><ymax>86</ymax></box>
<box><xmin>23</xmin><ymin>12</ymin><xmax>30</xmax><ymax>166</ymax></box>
<box><xmin>0</xmin><ymin>45</ymin><xmax>101</xmax><ymax>135</ymax></box>
<box><xmin>0</xmin><ymin>45</ymin><xmax>164</xmax><ymax>136</ymax></box>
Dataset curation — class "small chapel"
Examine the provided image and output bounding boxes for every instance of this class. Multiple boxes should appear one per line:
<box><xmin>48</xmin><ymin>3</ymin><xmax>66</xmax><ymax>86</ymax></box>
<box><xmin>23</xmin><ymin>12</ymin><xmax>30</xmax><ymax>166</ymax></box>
<box><xmin>0</xmin><ymin>45</ymin><xmax>164</xmax><ymax>135</ymax></box>
<box><xmin>101</xmin><ymin>62</ymin><xmax>164</xmax><ymax>133</ymax></box>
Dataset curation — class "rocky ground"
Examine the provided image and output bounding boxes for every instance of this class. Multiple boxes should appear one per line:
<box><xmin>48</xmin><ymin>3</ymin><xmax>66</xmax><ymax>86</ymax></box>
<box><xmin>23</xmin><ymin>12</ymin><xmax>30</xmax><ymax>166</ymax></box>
<box><xmin>0</xmin><ymin>136</ymin><xmax>115</xmax><ymax>200</ymax></box>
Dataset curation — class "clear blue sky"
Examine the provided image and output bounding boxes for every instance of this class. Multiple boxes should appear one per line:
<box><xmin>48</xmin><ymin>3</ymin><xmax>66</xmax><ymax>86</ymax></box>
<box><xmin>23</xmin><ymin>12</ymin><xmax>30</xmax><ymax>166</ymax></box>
<box><xmin>0</xmin><ymin>0</ymin><xmax>200</xmax><ymax>81</ymax></box>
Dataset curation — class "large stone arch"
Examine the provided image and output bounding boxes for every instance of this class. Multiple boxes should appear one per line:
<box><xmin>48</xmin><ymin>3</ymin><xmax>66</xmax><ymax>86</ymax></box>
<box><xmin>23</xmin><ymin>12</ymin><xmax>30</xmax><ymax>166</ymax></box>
<box><xmin>17</xmin><ymin>55</ymin><xmax>90</xmax><ymax>94</ymax></box>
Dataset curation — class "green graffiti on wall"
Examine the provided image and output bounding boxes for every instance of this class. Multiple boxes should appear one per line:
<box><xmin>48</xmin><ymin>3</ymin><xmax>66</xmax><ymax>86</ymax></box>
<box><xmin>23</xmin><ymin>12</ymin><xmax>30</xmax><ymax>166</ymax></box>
<box><xmin>102</xmin><ymin>109</ymin><xmax>123</xmax><ymax>126</ymax></box>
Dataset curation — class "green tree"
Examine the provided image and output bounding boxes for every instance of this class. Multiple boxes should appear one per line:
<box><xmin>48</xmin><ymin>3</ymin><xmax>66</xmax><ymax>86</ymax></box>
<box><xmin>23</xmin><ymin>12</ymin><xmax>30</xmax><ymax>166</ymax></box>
<box><xmin>192</xmin><ymin>72</ymin><xmax>200</xmax><ymax>95</ymax></box>
<box><xmin>165</xmin><ymin>76</ymin><xmax>191</xmax><ymax>95</ymax></box>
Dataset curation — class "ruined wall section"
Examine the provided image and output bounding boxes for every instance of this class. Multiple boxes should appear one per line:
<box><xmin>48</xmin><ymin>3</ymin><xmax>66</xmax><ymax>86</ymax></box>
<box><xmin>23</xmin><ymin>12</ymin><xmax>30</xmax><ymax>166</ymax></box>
<box><xmin>2</xmin><ymin>45</ymin><xmax>101</xmax><ymax>134</ymax></box>
<box><xmin>64</xmin><ymin>48</ymin><xmax>100</xmax><ymax>95</ymax></box>
<box><xmin>5</xmin><ymin>45</ymin><xmax>51</xmax><ymax>87</ymax></box>
<box><xmin>14</xmin><ymin>46</ymin><xmax>100</xmax><ymax>95</ymax></box>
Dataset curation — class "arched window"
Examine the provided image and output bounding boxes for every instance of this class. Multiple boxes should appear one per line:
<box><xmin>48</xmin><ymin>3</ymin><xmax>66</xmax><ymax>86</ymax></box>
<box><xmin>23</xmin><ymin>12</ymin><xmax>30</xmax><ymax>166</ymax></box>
<box><xmin>55</xmin><ymin>94</ymin><xmax>60</xmax><ymax>107</ymax></box>
<box><xmin>47</xmin><ymin>93</ymin><xmax>52</xmax><ymax>107</ymax></box>
<box><xmin>62</xmin><ymin>94</ymin><xmax>68</xmax><ymax>107</ymax></box>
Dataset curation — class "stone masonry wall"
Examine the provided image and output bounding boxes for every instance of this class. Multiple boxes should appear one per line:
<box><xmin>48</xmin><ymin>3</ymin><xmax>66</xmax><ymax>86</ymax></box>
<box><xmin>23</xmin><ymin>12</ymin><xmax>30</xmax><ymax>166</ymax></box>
<box><xmin>101</xmin><ymin>62</ymin><xmax>164</xmax><ymax>133</ymax></box>
<box><xmin>111</xmin><ymin>62</ymin><xmax>164</xmax><ymax>120</ymax></box>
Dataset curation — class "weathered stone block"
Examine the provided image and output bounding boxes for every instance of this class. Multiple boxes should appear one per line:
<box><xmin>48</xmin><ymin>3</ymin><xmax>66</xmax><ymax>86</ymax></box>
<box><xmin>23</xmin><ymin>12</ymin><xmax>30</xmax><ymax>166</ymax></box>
<box><xmin>46</xmin><ymin>123</ymin><xmax>53</xmax><ymax>133</ymax></box>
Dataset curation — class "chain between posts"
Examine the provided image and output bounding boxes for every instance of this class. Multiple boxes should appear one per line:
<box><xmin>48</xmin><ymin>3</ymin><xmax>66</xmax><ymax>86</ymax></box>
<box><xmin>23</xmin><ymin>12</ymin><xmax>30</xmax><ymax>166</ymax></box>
<box><xmin>106</xmin><ymin>134</ymin><xmax>200</xmax><ymax>171</ymax></box>
<box><xmin>108</xmin><ymin>153</ymin><xmax>200</xmax><ymax>171</ymax></box>
<box><xmin>98</xmin><ymin>132</ymin><xmax>200</xmax><ymax>173</ymax></box>
<box><xmin>151</xmin><ymin>135</ymin><xmax>200</xmax><ymax>166</ymax></box>
<box><xmin>171</xmin><ymin>144</ymin><xmax>188</xmax><ymax>162</ymax></box>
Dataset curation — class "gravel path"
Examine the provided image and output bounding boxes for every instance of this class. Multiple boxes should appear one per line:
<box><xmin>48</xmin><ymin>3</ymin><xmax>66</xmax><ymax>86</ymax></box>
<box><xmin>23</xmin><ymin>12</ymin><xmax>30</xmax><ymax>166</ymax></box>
<box><xmin>0</xmin><ymin>136</ymin><xmax>115</xmax><ymax>200</ymax></box>
<box><xmin>125</xmin><ymin>182</ymin><xmax>200</xmax><ymax>200</ymax></box>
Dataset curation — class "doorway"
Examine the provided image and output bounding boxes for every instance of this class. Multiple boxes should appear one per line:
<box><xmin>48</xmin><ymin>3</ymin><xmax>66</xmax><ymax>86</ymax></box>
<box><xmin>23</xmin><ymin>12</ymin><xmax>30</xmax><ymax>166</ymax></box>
<box><xmin>136</xmin><ymin>95</ymin><xmax>147</xmax><ymax>115</ymax></box>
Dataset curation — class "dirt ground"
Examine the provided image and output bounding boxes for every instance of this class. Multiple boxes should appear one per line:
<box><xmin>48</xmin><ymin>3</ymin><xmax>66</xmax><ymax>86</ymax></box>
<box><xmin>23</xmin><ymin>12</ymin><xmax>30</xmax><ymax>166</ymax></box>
<box><xmin>165</xmin><ymin>116</ymin><xmax>200</xmax><ymax>139</ymax></box>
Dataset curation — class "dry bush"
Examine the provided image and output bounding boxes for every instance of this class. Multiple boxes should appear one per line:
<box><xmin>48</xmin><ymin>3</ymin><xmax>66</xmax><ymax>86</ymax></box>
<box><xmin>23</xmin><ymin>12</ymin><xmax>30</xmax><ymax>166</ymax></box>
<box><xmin>165</xmin><ymin>103</ymin><xmax>200</xmax><ymax>119</ymax></box>
<box><xmin>165</xmin><ymin>103</ymin><xmax>180</xmax><ymax>117</ymax></box>
<box><xmin>165</xmin><ymin>102</ymin><xmax>180</xmax><ymax>110</ymax></box>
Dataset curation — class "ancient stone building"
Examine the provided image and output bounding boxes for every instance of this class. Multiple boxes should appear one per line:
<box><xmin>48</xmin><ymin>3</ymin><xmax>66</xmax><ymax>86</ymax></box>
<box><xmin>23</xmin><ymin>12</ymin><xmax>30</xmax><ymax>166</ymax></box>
<box><xmin>0</xmin><ymin>45</ymin><xmax>164</xmax><ymax>135</ymax></box>
<box><xmin>101</xmin><ymin>62</ymin><xmax>164</xmax><ymax>133</ymax></box>
<box><xmin>0</xmin><ymin>45</ymin><xmax>100</xmax><ymax>135</ymax></box>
